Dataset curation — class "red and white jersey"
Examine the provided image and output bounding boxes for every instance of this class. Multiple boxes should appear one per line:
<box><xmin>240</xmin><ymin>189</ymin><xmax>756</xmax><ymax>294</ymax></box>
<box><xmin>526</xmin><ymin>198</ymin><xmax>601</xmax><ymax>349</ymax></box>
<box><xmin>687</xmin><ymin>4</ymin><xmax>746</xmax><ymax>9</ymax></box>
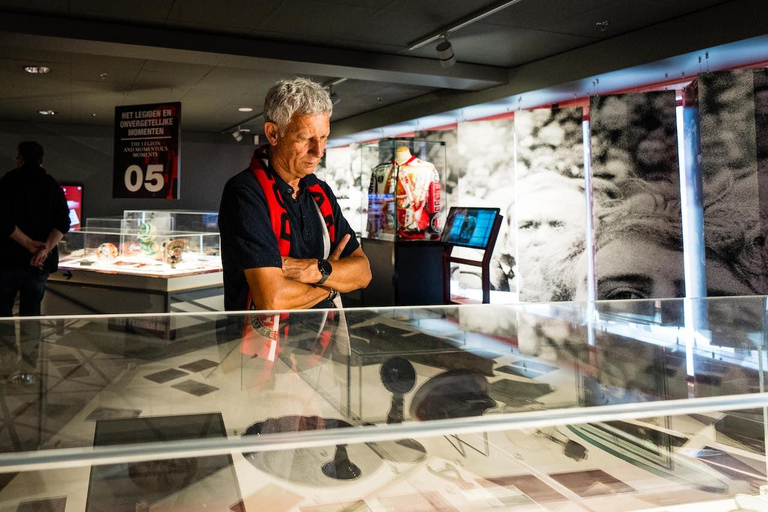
<box><xmin>367</xmin><ymin>156</ymin><xmax>441</xmax><ymax>240</ymax></box>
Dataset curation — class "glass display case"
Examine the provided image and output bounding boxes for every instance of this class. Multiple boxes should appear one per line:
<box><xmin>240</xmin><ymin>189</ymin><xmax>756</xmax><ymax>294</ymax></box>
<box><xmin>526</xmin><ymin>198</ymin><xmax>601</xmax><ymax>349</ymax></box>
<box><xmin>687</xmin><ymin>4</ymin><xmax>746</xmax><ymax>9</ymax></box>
<box><xmin>1</xmin><ymin>297</ymin><xmax>768</xmax><ymax>510</ymax></box>
<box><xmin>59</xmin><ymin>210</ymin><xmax>221</xmax><ymax>277</ymax></box>
<box><xmin>47</xmin><ymin>210</ymin><xmax>223</xmax><ymax>318</ymax></box>
<box><xmin>359</xmin><ymin>139</ymin><xmax>447</xmax><ymax>242</ymax></box>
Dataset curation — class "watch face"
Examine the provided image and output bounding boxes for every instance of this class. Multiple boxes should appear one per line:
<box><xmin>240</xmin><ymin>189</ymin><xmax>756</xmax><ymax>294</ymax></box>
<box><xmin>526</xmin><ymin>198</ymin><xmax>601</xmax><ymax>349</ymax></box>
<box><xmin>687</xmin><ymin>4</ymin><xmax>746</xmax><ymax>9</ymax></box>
<box><xmin>319</xmin><ymin>259</ymin><xmax>332</xmax><ymax>276</ymax></box>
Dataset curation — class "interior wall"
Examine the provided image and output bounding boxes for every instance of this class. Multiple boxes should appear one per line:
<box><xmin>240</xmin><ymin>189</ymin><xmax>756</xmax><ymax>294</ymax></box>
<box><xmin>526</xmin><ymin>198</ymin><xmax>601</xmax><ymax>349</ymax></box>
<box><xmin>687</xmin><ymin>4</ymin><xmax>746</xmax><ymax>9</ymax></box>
<box><xmin>0</xmin><ymin>121</ymin><xmax>256</xmax><ymax>220</ymax></box>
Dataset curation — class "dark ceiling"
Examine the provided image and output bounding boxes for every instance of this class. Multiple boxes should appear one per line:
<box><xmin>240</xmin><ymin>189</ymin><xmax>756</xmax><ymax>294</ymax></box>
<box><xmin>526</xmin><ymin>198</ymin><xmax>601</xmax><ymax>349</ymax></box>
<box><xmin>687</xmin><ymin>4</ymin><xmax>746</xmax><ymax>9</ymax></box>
<box><xmin>0</xmin><ymin>0</ymin><xmax>737</xmax><ymax>134</ymax></box>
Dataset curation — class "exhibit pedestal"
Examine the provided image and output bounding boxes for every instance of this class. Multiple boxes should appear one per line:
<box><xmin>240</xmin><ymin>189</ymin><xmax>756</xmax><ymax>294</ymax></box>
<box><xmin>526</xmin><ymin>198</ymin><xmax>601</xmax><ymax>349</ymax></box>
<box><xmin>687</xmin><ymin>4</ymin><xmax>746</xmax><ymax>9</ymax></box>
<box><xmin>360</xmin><ymin>238</ymin><xmax>445</xmax><ymax>307</ymax></box>
<box><xmin>43</xmin><ymin>268</ymin><xmax>223</xmax><ymax>338</ymax></box>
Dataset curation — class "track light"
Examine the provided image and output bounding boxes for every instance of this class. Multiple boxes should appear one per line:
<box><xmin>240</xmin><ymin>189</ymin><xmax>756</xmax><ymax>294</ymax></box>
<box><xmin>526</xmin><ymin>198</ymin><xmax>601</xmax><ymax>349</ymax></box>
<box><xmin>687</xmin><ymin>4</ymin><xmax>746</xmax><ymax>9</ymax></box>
<box><xmin>232</xmin><ymin>126</ymin><xmax>251</xmax><ymax>142</ymax></box>
<box><xmin>436</xmin><ymin>35</ymin><xmax>456</xmax><ymax>68</ymax></box>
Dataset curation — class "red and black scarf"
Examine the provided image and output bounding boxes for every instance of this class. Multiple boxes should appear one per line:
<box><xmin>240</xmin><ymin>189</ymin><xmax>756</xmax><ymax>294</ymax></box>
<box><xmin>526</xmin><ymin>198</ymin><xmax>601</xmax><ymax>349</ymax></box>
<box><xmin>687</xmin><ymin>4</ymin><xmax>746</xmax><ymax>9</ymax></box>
<box><xmin>241</xmin><ymin>146</ymin><xmax>338</xmax><ymax>371</ymax></box>
<box><xmin>249</xmin><ymin>145</ymin><xmax>335</xmax><ymax>257</ymax></box>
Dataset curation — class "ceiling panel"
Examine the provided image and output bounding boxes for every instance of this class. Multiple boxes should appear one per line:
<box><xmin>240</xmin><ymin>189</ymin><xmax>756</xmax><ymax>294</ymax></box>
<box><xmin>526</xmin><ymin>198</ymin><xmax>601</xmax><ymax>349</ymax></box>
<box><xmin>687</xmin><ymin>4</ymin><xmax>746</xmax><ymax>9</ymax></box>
<box><xmin>320</xmin><ymin>0</ymin><xmax>395</xmax><ymax>9</ymax></box>
<box><xmin>165</xmin><ymin>0</ymin><xmax>282</xmax><ymax>33</ymax></box>
<box><xmin>245</xmin><ymin>28</ymin><xmax>404</xmax><ymax>53</ymax></box>
<box><xmin>69</xmin><ymin>54</ymin><xmax>145</xmax><ymax>83</ymax></box>
<box><xmin>68</xmin><ymin>0</ymin><xmax>175</xmax><ymax>22</ymax></box>
<box><xmin>408</xmin><ymin>23</ymin><xmax>594</xmax><ymax>67</ymax></box>
<box><xmin>0</xmin><ymin>0</ymin><xmax>68</xmax><ymax>14</ymax></box>
<box><xmin>481</xmin><ymin>0</ymin><xmax>620</xmax><ymax>29</ymax></box>
<box><xmin>545</xmin><ymin>0</ymin><xmax>694</xmax><ymax>38</ymax></box>
<box><xmin>384</xmin><ymin>0</ymin><xmax>489</xmax><ymax>21</ymax></box>
<box><xmin>255</xmin><ymin>0</ymin><xmax>379</xmax><ymax>38</ymax></box>
<box><xmin>0</xmin><ymin>0</ymin><xmax>747</xmax><ymax>132</ymax></box>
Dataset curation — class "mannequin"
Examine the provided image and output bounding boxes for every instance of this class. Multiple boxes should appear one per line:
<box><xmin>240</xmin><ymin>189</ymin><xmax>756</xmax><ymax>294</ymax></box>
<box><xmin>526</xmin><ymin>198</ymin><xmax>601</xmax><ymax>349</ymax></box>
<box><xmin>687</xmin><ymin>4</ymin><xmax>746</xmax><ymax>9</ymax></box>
<box><xmin>367</xmin><ymin>146</ymin><xmax>442</xmax><ymax>240</ymax></box>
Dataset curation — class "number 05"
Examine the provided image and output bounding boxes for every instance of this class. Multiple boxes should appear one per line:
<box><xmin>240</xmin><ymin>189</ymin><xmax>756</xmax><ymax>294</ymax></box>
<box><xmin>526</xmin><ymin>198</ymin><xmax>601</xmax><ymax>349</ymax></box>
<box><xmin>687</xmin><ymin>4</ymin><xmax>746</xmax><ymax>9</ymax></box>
<box><xmin>124</xmin><ymin>164</ymin><xmax>165</xmax><ymax>193</ymax></box>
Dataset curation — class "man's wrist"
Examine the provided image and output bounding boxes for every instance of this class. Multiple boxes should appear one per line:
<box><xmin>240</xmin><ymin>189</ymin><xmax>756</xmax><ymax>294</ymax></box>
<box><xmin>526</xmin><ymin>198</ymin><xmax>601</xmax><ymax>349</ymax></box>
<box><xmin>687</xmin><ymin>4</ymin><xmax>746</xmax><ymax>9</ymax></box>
<box><xmin>315</xmin><ymin>259</ymin><xmax>332</xmax><ymax>285</ymax></box>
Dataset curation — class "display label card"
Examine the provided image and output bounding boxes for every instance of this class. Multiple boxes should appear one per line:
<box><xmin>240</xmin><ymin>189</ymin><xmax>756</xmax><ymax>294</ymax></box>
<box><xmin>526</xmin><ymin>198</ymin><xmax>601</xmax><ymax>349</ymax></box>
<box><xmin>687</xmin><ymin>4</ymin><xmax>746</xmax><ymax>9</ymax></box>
<box><xmin>113</xmin><ymin>102</ymin><xmax>181</xmax><ymax>199</ymax></box>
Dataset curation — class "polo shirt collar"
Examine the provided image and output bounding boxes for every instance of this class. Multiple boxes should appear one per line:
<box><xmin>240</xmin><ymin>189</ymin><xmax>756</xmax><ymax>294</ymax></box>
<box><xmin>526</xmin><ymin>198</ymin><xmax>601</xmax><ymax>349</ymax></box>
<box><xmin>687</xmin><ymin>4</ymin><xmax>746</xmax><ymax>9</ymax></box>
<box><xmin>254</xmin><ymin>147</ymin><xmax>321</xmax><ymax>197</ymax></box>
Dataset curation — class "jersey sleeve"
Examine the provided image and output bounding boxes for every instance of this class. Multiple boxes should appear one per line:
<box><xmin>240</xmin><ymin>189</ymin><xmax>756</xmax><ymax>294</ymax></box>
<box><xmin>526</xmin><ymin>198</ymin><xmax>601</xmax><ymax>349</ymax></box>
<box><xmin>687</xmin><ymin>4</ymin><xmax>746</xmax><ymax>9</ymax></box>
<box><xmin>219</xmin><ymin>177</ymin><xmax>282</xmax><ymax>271</ymax></box>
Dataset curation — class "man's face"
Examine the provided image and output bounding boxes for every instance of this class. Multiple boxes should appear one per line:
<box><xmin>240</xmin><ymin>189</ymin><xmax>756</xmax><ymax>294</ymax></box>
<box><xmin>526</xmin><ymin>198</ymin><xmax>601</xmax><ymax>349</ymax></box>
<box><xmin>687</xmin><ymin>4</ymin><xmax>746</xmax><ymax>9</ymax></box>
<box><xmin>267</xmin><ymin>112</ymin><xmax>330</xmax><ymax>182</ymax></box>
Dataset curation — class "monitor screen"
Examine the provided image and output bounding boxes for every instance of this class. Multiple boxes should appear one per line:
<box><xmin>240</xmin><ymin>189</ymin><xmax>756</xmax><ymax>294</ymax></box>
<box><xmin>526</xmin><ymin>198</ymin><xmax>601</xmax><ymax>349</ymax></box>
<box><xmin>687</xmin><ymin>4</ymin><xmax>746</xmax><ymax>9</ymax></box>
<box><xmin>61</xmin><ymin>184</ymin><xmax>83</xmax><ymax>231</ymax></box>
<box><xmin>441</xmin><ymin>207</ymin><xmax>500</xmax><ymax>249</ymax></box>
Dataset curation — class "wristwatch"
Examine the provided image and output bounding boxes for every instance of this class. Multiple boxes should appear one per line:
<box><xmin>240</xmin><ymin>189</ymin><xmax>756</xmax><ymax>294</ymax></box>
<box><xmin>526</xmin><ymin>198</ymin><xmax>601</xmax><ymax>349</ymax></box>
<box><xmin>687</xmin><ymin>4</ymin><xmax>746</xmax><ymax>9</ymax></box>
<box><xmin>316</xmin><ymin>259</ymin><xmax>332</xmax><ymax>285</ymax></box>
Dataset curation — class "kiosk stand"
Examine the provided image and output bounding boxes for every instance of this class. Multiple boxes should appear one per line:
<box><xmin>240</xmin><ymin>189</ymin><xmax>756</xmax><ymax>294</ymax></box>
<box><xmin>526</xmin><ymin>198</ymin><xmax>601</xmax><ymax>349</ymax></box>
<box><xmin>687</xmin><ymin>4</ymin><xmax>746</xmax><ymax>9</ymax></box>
<box><xmin>441</xmin><ymin>207</ymin><xmax>503</xmax><ymax>304</ymax></box>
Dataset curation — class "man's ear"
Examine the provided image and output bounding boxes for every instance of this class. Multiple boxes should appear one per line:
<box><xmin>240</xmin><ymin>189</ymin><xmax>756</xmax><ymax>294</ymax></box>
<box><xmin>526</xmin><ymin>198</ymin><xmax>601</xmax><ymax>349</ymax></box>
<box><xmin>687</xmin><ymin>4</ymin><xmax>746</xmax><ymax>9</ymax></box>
<box><xmin>264</xmin><ymin>122</ymin><xmax>279</xmax><ymax>146</ymax></box>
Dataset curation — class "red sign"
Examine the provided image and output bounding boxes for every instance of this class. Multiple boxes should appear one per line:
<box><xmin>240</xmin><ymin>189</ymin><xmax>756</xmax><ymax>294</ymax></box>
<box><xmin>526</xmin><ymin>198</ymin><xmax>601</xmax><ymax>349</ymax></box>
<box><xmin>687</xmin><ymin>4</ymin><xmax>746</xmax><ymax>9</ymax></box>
<box><xmin>113</xmin><ymin>102</ymin><xmax>181</xmax><ymax>199</ymax></box>
<box><xmin>61</xmin><ymin>184</ymin><xmax>82</xmax><ymax>230</ymax></box>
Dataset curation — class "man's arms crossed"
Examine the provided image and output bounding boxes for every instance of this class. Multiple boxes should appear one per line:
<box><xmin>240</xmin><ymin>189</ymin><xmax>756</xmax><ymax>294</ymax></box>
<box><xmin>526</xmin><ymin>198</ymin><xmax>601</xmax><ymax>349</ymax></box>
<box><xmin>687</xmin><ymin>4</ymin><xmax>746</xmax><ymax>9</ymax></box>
<box><xmin>245</xmin><ymin>234</ymin><xmax>371</xmax><ymax>310</ymax></box>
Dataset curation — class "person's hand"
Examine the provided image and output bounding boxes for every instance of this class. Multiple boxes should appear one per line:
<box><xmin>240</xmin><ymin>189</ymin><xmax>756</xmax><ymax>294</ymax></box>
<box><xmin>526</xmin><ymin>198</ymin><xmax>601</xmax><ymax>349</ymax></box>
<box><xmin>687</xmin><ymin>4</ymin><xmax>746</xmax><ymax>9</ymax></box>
<box><xmin>280</xmin><ymin>234</ymin><xmax>351</xmax><ymax>282</ymax></box>
<box><xmin>26</xmin><ymin>240</ymin><xmax>45</xmax><ymax>254</ymax></box>
<box><xmin>281</xmin><ymin>257</ymin><xmax>321</xmax><ymax>283</ymax></box>
<box><xmin>328</xmin><ymin>234</ymin><xmax>350</xmax><ymax>261</ymax></box>
<box><xmin>30</xmin><ymin>246</ymin><xmax>49</xmax><ymax>269</ymax></box>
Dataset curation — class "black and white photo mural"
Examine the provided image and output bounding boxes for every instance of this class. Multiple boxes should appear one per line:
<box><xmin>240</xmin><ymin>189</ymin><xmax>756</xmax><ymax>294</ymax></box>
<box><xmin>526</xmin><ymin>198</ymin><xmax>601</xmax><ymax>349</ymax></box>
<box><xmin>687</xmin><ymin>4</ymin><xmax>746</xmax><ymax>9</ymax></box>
<box><xmin>513</xmin><ymin>108</ymin><xmax>586</xmax><ymax>302</ymax></box>
<box><xmin>316</xmin><ymin>146</ymin><xmax>361</xmax><ymax>235</ymax></box>
<box><xmin>588</xmin><ymin>92</ymin><xmax>683</xmax><ymax>301</ymax></box>
<box><xmin>696</xmin><ymin>70</ymin><xmax>768</xmax><ymax>296</ymax></box>
<box><xmin>455</xmin><ymin>117</ymin><xmax>516</xmax><ymax>298</ymax></box>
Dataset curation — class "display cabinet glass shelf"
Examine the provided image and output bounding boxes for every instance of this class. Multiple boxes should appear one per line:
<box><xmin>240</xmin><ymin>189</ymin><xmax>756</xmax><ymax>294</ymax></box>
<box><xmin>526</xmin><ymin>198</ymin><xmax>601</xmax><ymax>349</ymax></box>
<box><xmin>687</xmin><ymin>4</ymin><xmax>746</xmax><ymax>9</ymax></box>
<box><xmin>2</xmin><ymin>297</ymin><xmax>768</xmax><ymax>510</ymax></box>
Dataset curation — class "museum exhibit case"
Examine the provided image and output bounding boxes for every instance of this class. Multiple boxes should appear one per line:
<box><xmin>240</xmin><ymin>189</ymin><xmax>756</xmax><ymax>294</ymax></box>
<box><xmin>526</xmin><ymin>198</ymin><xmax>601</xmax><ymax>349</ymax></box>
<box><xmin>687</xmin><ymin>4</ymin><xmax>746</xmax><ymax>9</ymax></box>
<box><xmin>358</xmin><ymin>139</ymin><xmax>448</xmax><ymax>307</ymax></box>
<box><xmin>0</xmin><ymin>296</ymin><xmax>768</xmax><ymax>510</ymax></box>
<box><xmin>45</xmin><ymin>210</ymin><xmax>223</xmax><ymax>319</ymax></box>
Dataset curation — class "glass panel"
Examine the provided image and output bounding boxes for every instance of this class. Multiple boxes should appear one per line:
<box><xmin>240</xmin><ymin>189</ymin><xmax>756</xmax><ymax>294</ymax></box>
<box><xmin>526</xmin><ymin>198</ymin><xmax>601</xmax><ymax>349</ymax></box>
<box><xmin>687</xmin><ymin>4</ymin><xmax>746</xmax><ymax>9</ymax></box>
<box><xmin>1</xmin><ymin>297</ymin><xmax>768</xmax><ymax>509</ymax></box>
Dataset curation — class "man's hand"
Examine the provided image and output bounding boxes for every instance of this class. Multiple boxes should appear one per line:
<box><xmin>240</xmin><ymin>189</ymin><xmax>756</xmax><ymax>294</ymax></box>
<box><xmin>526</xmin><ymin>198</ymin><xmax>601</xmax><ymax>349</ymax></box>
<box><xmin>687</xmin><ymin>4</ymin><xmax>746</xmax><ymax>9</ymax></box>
<box><xmin>281</xmin><ymin>234</ymin><xmax>351</xmax><ymax>284</ymax></box>
<box><xmin>281</xmin><ymin>256</ymin><xmax>321</xmax><ymax>283</ymax></box>
<box><xmin>30</xmin><ymin>246</ymin><xmax>49</xmax><ymax>269</ymax></box>
<box><xmin>26</xmin><ymin>240</ymin><xmax>46</xmax><ymax>254</ymax></box>
<box><xmin>328</xmin><ymin>234</ymin><xmax>350</xmax><ymax>261</ymax></box>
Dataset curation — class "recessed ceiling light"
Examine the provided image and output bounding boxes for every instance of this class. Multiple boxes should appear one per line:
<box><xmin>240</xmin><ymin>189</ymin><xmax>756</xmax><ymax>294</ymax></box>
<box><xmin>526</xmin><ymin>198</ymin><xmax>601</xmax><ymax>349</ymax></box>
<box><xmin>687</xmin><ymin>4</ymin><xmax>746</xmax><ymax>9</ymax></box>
<box><xmin>25</xmin><ymin>66</ymin><xmax>51</xmax><ymax>74</ymax></box>
<box><xmin>238</xmin><ymin>107</ymin><xmax>254</xmax><ymax>112</ymax></box>
<box><xmin>38</xmin><ymin>110</ymin><xmax>56</xmax><ymax>116</ymax></box>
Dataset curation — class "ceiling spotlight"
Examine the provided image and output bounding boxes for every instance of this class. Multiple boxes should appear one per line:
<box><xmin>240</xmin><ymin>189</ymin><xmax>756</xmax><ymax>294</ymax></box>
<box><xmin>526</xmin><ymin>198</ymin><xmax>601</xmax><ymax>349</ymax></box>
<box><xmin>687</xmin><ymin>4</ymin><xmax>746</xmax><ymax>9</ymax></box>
<box><xmin>24</xmin><ymin>66</ymin><xmax>51</xmax><ymax>74</ymax></box>
<box><xmin>231</xmin><ymin>126</ymin><xmax>250</xmax><ymax>142</ymax></box>
<box><xmin>38</xmin><ymin>110</ymin><xmax>56</xmax><ymax>116</ymax></box>
<box><xmin>238</xmin><ymin>107</ymin><xmax>254</xmax><ymax>112</ymax></box>
<box><xmin>436</xmin><ymin>35</ymin><xmax>456</xmax><ymax>68</ymax></box>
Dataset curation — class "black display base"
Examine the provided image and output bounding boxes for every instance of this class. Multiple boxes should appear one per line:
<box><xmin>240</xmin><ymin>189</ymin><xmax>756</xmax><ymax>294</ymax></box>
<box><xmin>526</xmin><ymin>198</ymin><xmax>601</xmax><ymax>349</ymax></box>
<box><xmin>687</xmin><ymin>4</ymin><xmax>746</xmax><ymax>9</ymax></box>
<box><xmin>361</xmin><ymin>238</ymin><xmax>445</xmax><ymax>307</ymax></box>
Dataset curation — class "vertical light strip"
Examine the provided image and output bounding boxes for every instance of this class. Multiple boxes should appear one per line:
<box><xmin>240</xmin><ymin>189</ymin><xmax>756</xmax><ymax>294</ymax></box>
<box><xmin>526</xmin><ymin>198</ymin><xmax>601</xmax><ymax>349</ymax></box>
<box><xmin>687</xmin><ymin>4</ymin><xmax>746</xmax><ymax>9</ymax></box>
<box><xmin>583</xmin><ymin>119</ymin><xmax>596</xmax><ymax>347</ymax></box>
<box><xmin>677</xmin><ymin>105</ymin><xmax>706</xmax><ymax>301</ymax></box>
<box><xmin>513</xmin><ymin>124</ymin><xmax>520</xmax><ymax>297</ymax></box>
<box><xmin>677</xmin><ymin>104</ymin><xmax>704</xmax><ymax>378</ymax></box>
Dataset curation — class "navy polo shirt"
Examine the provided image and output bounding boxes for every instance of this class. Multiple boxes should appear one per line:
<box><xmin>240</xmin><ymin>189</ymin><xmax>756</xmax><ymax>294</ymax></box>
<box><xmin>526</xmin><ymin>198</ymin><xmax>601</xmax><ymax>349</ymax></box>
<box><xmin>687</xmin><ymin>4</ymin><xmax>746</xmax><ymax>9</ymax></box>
<box><xmin>219</xmin><ymin>162</ymin><xmax>359</xmax><ymax>311</ymax></box>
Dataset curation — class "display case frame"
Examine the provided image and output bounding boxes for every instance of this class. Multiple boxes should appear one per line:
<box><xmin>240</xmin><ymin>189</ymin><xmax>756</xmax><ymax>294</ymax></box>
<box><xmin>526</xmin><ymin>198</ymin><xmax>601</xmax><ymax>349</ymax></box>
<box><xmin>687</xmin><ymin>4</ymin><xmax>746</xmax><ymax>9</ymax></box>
<box><xmin>1</xmin><ymin>297</ymin><xmax>768</xmax><ymax>511</ymax></box>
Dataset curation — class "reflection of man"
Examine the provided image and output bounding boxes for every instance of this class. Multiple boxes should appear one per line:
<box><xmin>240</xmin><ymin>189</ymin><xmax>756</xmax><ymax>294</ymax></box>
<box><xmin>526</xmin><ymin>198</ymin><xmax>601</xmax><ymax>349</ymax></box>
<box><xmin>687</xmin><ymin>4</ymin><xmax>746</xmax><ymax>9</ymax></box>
<box><xmin>0</xmin><ymin>141</ymin><xmax>71</xmax><ymax>320</ymax></box>
<box><xmin>219</xmin><ymin>78</ymin><xmax>371</xmax><ymax>312</ymax></box>
<box><xmin>458</xmin><ymin>214</ymin><xmax>476</xmax><ymax>243</ymax></box>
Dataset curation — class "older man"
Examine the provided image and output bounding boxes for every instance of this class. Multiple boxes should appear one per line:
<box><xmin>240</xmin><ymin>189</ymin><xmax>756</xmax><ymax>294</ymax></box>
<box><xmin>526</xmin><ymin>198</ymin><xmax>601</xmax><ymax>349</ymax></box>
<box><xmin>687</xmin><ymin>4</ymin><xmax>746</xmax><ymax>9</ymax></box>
<box><xmin>219</xmin><ymin>77</ymin><xmax>370</xmax><ymax>312</ymax></box>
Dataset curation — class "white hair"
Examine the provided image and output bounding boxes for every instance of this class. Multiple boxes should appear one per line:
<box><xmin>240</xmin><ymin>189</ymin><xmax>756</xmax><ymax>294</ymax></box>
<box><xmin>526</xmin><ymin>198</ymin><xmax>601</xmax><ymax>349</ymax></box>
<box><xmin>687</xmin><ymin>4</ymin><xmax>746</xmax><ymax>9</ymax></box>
<box><xmin>263</xmin><ymin>77</ymin><xmax>333</xmax><ymax>134</ymax></box>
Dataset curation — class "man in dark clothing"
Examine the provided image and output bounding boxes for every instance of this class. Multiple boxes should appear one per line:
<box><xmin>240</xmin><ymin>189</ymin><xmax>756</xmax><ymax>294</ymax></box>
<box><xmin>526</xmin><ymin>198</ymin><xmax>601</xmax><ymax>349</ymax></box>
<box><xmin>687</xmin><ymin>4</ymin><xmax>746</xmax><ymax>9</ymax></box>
<box><xmin>219</xmin><ymin>78</ymin><xmax>370</xmax><ymax>312</ymax></box>
<box><xmin>0</xmin><ymin>141</ymin><xmax>71</xmax><ymax>320</ymax></box>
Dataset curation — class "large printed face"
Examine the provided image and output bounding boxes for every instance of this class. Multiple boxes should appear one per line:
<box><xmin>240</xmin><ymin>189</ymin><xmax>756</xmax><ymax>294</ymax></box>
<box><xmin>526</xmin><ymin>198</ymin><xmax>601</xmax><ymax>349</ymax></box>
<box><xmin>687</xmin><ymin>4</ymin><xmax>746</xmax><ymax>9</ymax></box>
<box><xmin>574</xmin><ymin>235</ymin><xmax>755</xmax><ymax>301</ymax></box>
<box><xmin>266</xmin><ymin>112</ymin><xmax>330</xmax><ymax>184</ymax></box>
